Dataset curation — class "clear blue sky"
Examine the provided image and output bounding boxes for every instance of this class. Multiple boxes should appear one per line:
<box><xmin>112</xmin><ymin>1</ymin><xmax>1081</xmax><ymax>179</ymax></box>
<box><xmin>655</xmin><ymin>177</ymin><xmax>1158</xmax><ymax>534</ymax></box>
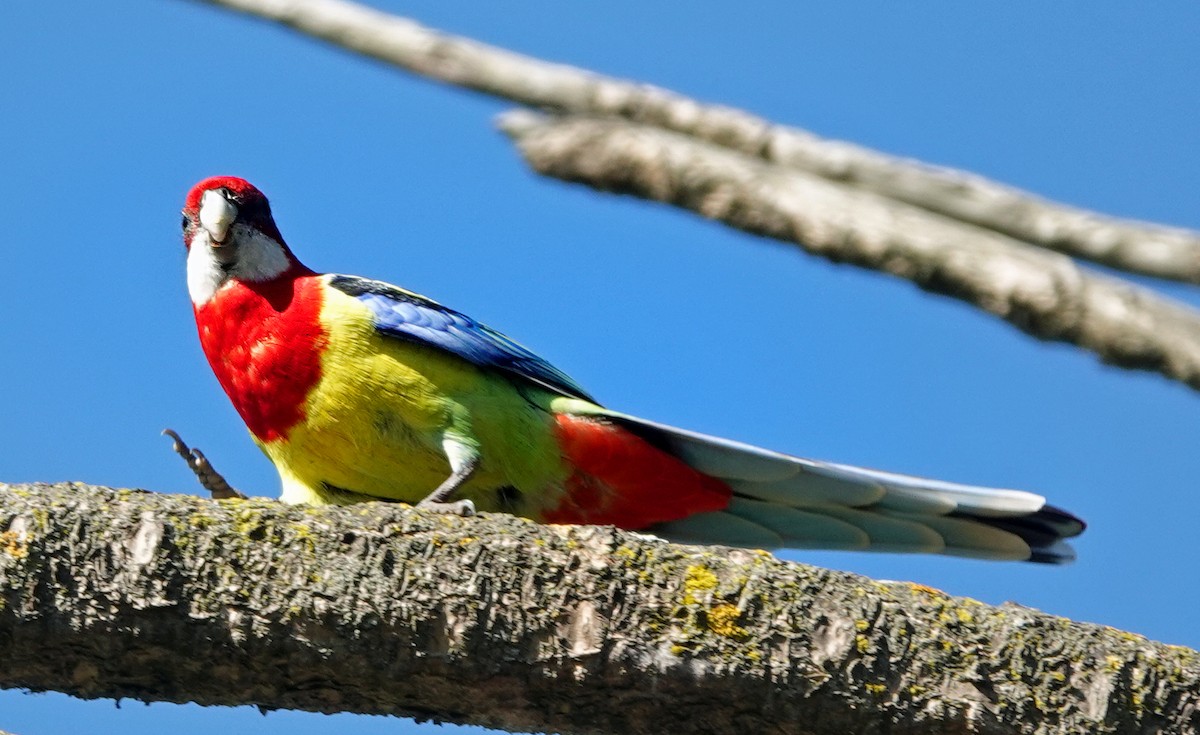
<box><xmin>4</xmin><ymin>2</ymin><xmax>1200</xmax><ymax>733</ymax></box>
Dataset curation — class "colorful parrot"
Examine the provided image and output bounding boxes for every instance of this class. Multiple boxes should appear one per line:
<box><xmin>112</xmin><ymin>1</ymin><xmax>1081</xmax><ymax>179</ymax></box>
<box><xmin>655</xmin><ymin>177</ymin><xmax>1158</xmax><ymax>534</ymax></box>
<box><xmin>179</xmin><ymin>176</ymin><xmax>1084</xmax><ymax>562</ymax></box>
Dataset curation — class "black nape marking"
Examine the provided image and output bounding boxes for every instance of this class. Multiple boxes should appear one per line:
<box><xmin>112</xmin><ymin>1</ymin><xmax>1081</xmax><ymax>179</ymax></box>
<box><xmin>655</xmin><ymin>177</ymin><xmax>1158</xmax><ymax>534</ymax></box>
<box><xmin>329</xmin><ymin>274</ymin><xmax>408</xmax><ymax>300</ymax></box>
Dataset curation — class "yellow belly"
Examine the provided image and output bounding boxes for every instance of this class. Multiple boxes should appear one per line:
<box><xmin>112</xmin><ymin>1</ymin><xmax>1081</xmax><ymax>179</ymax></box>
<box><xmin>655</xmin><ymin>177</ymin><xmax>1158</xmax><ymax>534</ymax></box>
<box><xmin>258</xmin><ymin>283</ymin><xmax>570</xmax><ymax>514</ymax></box>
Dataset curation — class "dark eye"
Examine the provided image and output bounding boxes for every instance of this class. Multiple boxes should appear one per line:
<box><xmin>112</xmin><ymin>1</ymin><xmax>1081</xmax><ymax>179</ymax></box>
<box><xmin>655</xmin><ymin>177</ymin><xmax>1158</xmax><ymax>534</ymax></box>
<box><xmin>180</xmin><ymin>214</ymin><xmax>189</xmax><ymax>232</ymax></box>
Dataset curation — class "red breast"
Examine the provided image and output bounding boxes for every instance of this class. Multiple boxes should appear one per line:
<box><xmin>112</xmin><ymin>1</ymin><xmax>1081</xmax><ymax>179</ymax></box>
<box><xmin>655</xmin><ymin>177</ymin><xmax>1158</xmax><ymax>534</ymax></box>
<box><xmin>194</xmin><ymin>273</ymin><xmax>327</xmax><ymax>442</ymax></box>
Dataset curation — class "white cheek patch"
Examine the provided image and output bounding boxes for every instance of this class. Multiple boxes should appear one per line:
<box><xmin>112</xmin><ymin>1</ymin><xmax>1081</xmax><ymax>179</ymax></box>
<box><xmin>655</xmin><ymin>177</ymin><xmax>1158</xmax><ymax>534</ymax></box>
<box><xmin>230</xmin><ymin>224</ymin><xmax>292</xmax><ymax>284</ymax></box>
<box><xmin>185</xmin><ymin>225</ymin><xmax>294</xmax><ymax>305</ymax></box>
<box><xmin>187</xmin><ymin>230</ymin><xmax>226</xmax><ymax>305</ymax></box>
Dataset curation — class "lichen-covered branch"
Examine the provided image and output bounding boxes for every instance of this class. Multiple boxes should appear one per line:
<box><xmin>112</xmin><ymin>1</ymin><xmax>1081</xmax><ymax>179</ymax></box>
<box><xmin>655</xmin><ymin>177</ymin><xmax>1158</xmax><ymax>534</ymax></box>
<box><xmin>192</xmin><ymin>0</ymin><xmax>1200</xmax><ymax>283</ymax></box>
<box><xmin>2</xmin><ymin>483</ymin><xmax>1198</xmax><ymax>734</ymax></box>
<box><xmin>500</xmin><ymin>113</ymin><xmax>1200</xmax><ymax>392</ymax></box>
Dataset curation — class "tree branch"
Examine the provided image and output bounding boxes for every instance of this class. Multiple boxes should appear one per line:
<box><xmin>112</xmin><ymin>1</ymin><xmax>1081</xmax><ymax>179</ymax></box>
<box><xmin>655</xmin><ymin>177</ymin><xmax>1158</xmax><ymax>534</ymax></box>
<box><xmin>192</xmin><ymin>0</ymin><xmax>1200</xmax><ymax>283</ymax></box>
<box><xmin>2</xmin><ymin>482</ymin><xmax>1197</xmax><ymax>734</ymax></box>
<box><xmin>500</xmin><ymin>112</ymin><xmax>1200</xmax><ymax>391</ymax></box>
<box><xmin>179</xmin><ymin>0</ymin><xmax>1200</xmax><ymax>394</ymax></box>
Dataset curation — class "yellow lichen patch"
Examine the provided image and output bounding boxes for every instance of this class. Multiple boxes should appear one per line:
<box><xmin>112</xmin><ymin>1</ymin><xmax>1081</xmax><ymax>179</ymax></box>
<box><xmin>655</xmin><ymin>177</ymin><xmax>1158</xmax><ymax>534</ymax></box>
<box><xmin>613</xmin><ymin>546</ymin><xmax>637</xmax><ymax>560</ymax></box>
<box><xmin>188</xmin><ymin>513</ymin><xmax>216</xmax><ymax>529</ymax></box>
<box><xmin>909</xmin><ymin>583</ymin><xmax>946</xmax><ymax>597</ymax></box>
<box><xmin>233</xmin><ymin>507</ymin><xmax>270</xmax><ymax>539</ymax></box>
<box><xmin>683</xmin><ymin>564</ymin><xmax>719</xmax><ymax>605</ymax></box>
<box><xmin>855</xmin><ymin>619</ymin><xmax>870</xmax><ymax>632</ymax></box>
<box><xmin>1</xmin><ymin>530</ymin><xmax>28</xmax><ymax>559</ymax></box>
<box><xmin>706</xmin><ymin>603</ymin><xmax>748</xmax><ymax>639</ymax></box>
<box><xmin>289</xmin><ymin>522</ymin><xmax>318</xmax><ymax>554</ymax></box>
<box><xmin>1117</xmin><ymin>630</ymin><xmax>1146</xmax><ymax>644</ymax></box>
<box><xmin>937</xmin><ymin>604</ymin><xmax>976</xmax><ymax>627</ymax></box>
<box><xmin>856</xmin><ymin>635</ymin><xmax>870</xmax><ymax>654</ymax></box>
<box><xmin>864</xmin><ymin>683</ymin><xmax>887</xmax><ymax>696</ymax></box>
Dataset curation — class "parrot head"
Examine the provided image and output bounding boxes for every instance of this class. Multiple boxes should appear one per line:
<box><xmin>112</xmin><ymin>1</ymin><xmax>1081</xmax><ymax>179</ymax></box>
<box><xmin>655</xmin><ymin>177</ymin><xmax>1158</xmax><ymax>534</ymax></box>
<box><xmin>182</xmin><ymin>176</ymin><xmax>307</xmax><ymax>305</ymax></box>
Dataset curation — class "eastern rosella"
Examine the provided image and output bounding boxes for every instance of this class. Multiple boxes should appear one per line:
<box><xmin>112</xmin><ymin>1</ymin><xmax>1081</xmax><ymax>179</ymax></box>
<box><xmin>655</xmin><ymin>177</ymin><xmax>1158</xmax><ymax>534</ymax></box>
<box><xmin>180</xmin><ymin>176</ymin><xmax>1085</xmax><ymax>562</ymax></box>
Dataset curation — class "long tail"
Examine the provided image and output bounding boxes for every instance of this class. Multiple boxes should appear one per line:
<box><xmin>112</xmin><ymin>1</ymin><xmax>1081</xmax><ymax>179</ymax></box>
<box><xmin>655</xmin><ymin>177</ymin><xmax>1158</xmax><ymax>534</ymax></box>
<box><xmin>547</xmin><ymin>411</ymin><xmax>1085</xmax><ymax>564</ymax></box>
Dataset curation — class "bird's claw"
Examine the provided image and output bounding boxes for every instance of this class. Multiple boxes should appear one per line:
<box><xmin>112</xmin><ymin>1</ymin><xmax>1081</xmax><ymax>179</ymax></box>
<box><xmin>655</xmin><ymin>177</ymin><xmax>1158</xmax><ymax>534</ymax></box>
<box><xmin>162</xmin><ymin>428</ymin><xmax>247</xmax><ymax>500</ymax></box>
<box><xmin>416</xmin><ymin>498</ymin><xmax>476</xmax><ymax>517</ymax></box>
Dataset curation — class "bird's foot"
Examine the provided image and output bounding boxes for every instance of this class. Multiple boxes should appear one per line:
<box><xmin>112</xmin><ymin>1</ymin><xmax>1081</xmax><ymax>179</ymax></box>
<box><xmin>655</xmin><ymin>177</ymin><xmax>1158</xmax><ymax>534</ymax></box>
<box><xmin>416</xmin><ymin>498</ymin><xmax>476</xmax><ymax>517</ymax></box>
<box><xmin>415</xmin><ymin>454</ymin><xmax>478</xmax><ymax>516</ymax></box>
<box><xmin>162</xmin><ymin>428</ymin><xmax>247</xmax><ymax>500</ymax></box>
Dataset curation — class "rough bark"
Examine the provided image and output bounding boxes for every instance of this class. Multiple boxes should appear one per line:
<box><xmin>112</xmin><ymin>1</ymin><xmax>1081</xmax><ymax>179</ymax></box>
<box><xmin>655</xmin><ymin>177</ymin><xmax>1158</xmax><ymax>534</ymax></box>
<box><xmin>192</xmin><ymin>0</ymin><xmax>1200</xmax><ymax>283</ymax></box>
<box><xmin>500</xmin><ymin>113</ymin><xmax>1200</xmax><ymax>392</ymax></box>
<box><xmin>2</xmin><ymin>482</ymin><xmax>1197</xmax><ymax>735</ymax></box>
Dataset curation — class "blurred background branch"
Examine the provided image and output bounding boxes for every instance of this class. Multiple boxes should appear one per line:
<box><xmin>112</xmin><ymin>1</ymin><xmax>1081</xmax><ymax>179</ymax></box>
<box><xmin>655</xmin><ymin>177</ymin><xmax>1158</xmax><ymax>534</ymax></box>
<box><xmin>193</xmin><ymin>0</ymin><xmax>1200</xmax><ymax>392</ymax></box>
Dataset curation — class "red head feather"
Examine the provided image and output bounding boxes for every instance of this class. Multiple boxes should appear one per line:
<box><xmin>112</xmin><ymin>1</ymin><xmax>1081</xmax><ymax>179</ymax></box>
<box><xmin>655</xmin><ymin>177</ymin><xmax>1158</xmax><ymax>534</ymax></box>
<box><xmin>182</xmin><ymin>175</ymin><xmax>288</xmax><ymax>249</ymax></box>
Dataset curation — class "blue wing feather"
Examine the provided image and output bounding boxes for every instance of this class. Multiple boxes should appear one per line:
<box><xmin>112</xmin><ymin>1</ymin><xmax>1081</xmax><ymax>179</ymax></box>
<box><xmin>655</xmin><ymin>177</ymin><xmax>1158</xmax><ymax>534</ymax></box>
<box><xmin>328</xmin><ymin>275</ymin><xmax>595</xmax><ymax>402</ymax></box>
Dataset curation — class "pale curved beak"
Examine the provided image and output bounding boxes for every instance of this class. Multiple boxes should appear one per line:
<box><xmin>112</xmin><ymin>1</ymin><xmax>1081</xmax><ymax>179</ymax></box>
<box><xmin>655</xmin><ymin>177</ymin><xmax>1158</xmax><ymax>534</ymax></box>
<box><xmin>199</xmin><ymin>189</ymin><xmax>238</xmax><ymax>245</ymax></box>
